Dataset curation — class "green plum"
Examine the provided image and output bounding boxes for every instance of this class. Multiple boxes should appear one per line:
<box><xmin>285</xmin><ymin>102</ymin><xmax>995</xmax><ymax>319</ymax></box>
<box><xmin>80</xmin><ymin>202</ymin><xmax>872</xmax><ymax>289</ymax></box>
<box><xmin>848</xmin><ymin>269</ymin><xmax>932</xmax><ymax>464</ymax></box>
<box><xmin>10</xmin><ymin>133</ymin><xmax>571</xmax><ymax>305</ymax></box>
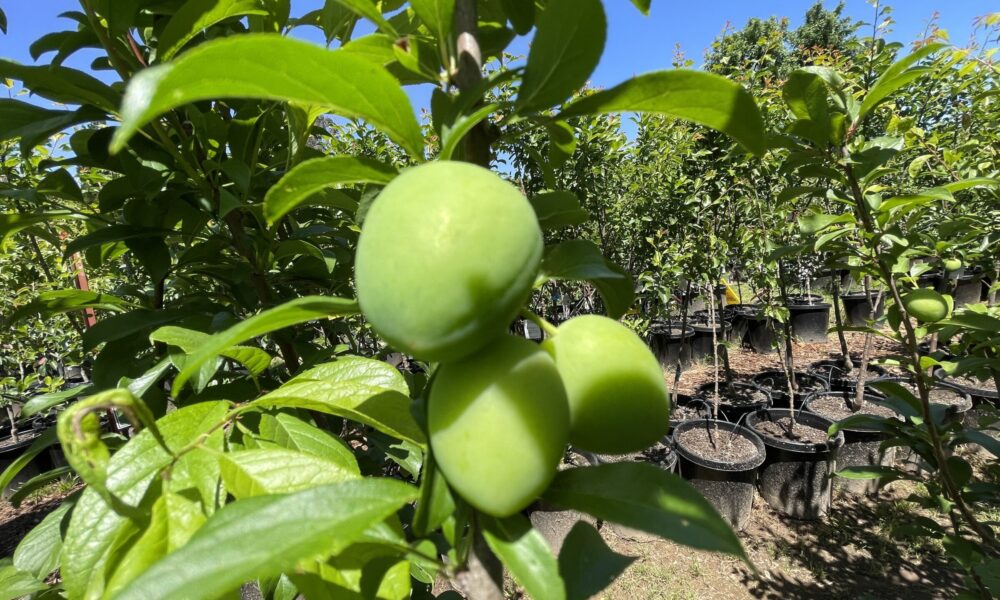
<box><xmin>902</xmin><ymin>288</ymin><xmax>950</xmax><ymax>323</ymax></box>
<box><xmin>355</xmin><ymin>161</ymin><xmax>542</xmax><ymax>362</ymax></box>
<box><xmin>542</xmin><ymin>315</ymin><xmax>670</xmax><ymax>454</ymax></box>
<box><xmin>428</xmin><ymin>335</ymin><xmax>569</xmax><ymax>517</ymax></box>
<box><xmin>942</xmin><ymin>258</ymin><xmax>962</xmax><ymax>273</ymax></box>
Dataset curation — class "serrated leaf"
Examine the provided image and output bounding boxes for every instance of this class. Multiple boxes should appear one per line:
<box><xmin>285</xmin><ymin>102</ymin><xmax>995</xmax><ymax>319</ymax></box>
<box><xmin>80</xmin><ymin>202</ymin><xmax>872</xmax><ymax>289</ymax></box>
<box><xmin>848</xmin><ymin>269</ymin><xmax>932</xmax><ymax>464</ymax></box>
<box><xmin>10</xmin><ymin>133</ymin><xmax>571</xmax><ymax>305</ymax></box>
<box><xmin>171</xmin><ymin>296</ymin><xmax>358</xmax><ymax>392</ymax></box>
<box><xmin>482</xmin><ymin>513</ymin><xmax>566</xmax><ymax>600</ymax></box>
<box><xmin>113</xmin><ymin>479</ymin><xmax>417</xmax><ymax>600</ymax></box>
<box><xmin>264</xmin><ymin>155</ymin><xmax>397</xmax><ymax>225</ymax></box>
<box><xmin>111</xmin><ymin>35</ymin><xmax>423</xmax><ymax>159</ymax></box>
<box><xmin>559</xmin><ymin>70</ymin><xmax>765</xmax><ymax>156</ymax></box>
<box><xmin>542</xmin><ymin>463</ymin><xmax>747</xmax><ymax>561</ymax></box>
<box><xmin>558</xmin><ymin>522</ymin><xmax>635</xmax><ymax>600</ymax></box>
<box><xmin>220</xmin><ymin>448</ymin><xmax>358</xmax><ymax>498</ymax></box>
<box><xmin>516</xmin><ymin>0</ymin><xmax>605</xmax><ymax>112</ymax></box>
<box><xmin>250</xmin><ymin>357</ymin><xmax>425</xmax><ymax>445</ymax></box>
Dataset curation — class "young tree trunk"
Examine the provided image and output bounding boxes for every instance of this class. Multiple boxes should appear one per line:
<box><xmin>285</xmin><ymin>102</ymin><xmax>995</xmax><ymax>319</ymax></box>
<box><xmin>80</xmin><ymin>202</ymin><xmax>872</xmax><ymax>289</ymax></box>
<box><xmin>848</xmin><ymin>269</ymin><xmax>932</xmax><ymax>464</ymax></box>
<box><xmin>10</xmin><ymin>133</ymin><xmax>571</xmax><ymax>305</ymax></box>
<box><xmin>6</xmin><ymin>405</ymin><xmax>18</xmax><ymax>444</ymax></box>
<box><xmin>777</xmin><ymin>261</ymin><xmax>797</xmax><ymax>429</ymax></box>
<box><xmin>831</xmin><ymin>272</ymin><xmax>852</xmax><ymax>373</ymax></box>
<box><xmin>852</xmin><ymin>278</ymin><xmax>883</xmax><ymax>410</ymax></box>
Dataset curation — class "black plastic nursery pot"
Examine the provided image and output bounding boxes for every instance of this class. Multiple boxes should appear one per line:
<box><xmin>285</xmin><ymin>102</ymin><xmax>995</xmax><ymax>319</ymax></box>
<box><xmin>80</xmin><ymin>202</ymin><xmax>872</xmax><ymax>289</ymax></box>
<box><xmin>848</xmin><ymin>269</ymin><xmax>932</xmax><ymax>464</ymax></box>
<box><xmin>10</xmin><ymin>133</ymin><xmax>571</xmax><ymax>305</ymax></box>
<box><xmin>786</xmin><ymin>298</ymin><xmax>831</xmax><ymax>343</ymax></box>
<box><xmin>808</xmin><ymin>358</ymin><xmax>887</xmax><ymax>392</ymax></box>
<box><xmin>723</xmin><ymin>304</ymin><xmax>757</xmax><ymax>345</ymax></box>
<box><xmin>672</xmin><ymin>419</ymin><xmax>766</xmax><ymax>531</ymax></box>
<box><xmin>596</xmin><ymin>436</ymin><xmax>678</xmax><ymax>473</ymax></box>
<box><xmin>746</xmin><ymin>408</ymin><xmax>844</xmax><ymax>519</ymax></box>
<box><xmin>668</xmin><ymin>394</ymin><xmax>709</xmax><ymax>434</ymax></box>
<box><xmin>840</xmin><ymin>292</ymin><xmax>885</xmax><ymax>327</ymax></box>
<box><xmin>745</xmin><ymin>312</ymin><xmax>777</xmax><ymax>354</ymax></box>
<box><xmin>934</xmin><ymin>369</ymin><xmax>998</xmax><ymax>431</ymax></box>
<box><xmin>648</xmin><ymin>324</ymin><xmax>694</xmax><ymax>370</ymax></box>
<box><xmin>804</xmin><ymin>391</ymin><xmax>898</xmax><ymax>496</ymax></box>
<box><xmin>694</xmin><ymin>381</ymin><xmax>771</xmax><ymax>423</ymax></box>
<box><xmin>0</xmin><ymin>434</ymin><xmax>44</xmax><ymax>498</ymax></box>
<box><xmin>689</xmin><ymin>320</ymin><xmax>726</xmax><ymax>362</ymax></box>
<box><xmin>752</xmin><ymin>370</ymin><xmax>829</xmax><ymax>408</ymax></box>
<box><xmin>954</xmin><ymin>274</ymin><xmax>985</xmax><ymax>307</ymax></box>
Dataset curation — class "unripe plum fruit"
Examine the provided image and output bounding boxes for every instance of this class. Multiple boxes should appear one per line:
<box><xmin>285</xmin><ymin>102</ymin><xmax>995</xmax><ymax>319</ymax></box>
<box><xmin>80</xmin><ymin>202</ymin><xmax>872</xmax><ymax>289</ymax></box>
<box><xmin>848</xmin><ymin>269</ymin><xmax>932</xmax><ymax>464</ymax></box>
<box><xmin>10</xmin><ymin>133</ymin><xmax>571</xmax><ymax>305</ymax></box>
<box><xmin>942</xmin><ymin>258</ymin><xmax>962</xmax><ymax>273</ymax></box>
<box><xmin>355</xmin><ymin>161</ymin><xmax>543</xmax><ymax>362</ymax></box>
<box><xmin>428</xmin><ymin>336</ymin><xmax>569</xmax><ymax>516</ymax></box>
<box><xmin>542</xmin><ymin>315</ymin><xmax>670</xmax><ymax>454</ymax></box>
<box><xmin>902</xmin><ymin>288</ymin><xmax>950</xmax><ymax>323</ymax></box>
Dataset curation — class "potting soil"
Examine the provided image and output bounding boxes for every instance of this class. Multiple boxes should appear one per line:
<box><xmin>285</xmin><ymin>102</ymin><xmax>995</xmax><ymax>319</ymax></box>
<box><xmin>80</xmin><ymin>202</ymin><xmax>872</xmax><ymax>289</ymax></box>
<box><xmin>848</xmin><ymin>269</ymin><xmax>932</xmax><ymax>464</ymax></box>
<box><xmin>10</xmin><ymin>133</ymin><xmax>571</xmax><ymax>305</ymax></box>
<box><xmin>676</xmin><ymin>426</ymin><xmax>758</xmax><ymax>462</ymax></box>
<box><xmin>808</xmin><ymin>396</ymin><xmax>897</xmax><ymax>421</ymax></box>
<box><xmin>752</xmin><ymin>417</ymin><xmax>828</xmax><ymax>444</ymax></box>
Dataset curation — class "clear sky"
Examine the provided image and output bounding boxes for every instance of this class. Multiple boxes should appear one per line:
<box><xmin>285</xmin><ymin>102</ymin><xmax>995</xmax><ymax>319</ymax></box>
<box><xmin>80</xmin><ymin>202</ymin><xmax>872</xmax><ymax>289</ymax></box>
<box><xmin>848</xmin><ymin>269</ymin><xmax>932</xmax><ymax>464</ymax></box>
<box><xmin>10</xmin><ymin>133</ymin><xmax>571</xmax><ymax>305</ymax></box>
<box><xmin>2</xmin><ymin>0</ymin><xmax>996</xmax><ymax>114</ymax></box>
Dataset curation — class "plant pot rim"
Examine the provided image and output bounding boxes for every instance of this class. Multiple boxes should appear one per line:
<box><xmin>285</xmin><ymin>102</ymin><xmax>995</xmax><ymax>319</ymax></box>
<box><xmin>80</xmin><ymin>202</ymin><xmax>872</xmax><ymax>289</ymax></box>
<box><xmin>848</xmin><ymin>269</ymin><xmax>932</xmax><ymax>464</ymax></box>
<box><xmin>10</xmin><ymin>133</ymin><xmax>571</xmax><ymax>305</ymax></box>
<box><xmin>752</xmin><ymin>370</ymin><xmax>829</xmax><ymax>388</ymax></box>
<box><xmin>932</xmin><ymin>368</ymin><xmax>999</xmax><ymax>400</ymax></box>
<box><xmin>650</xmin><ymin>323</ymin><xmax>695</xmax><ymax>339</ymax></box>
<box><xmin>786</xmin><ymin>301</ymin><xmax>831</xmax><ymax>310</ymax></box>
<box><xmin>803</xmin><ymin>391</ymin><xmax>901</xmax><ymax>432</ymax></box>
<box><xmin>746</xmin><ymin>408</ymin><xmax>844</xmax><ymax>453</ymax></box>
<box><xmin>866</xmin><ymin>377</ymin><xmax>974</xmax><ymax>413</ymax></box>
<box><xmin>694</xmin><ymin>381</ymin><xmax>772</xmax><ymax>407</ymax></box>
<box><xmin>671</xmin><ymin>419</ymin><xmax>766</xmax><ymax>472</ymax></box>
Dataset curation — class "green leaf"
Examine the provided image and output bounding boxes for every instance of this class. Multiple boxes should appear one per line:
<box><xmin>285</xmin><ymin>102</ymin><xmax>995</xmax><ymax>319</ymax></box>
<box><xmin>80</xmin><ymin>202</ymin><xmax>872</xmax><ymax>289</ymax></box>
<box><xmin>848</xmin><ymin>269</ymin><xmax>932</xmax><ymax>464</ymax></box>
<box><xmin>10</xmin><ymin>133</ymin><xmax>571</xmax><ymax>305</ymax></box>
<box><xmin>61</xmin><ymin>402</ymin><xmax>229</xmax><ymax>600</ymax></box>
<box><xmin>328</xmin><ymin>0</ymin><xmax>398</xmax><ymax>36</ymax></box>
<box><xmin>859</xmin><ymin>44</ymin><xmax>945</xmax><ymax>120</ymax></box>
<box><xmin>5</xmin><ymin>289</ymin><xmax>130</xmax><ymax>326</ymax></box>
<box><xmin>482</xmin><ymin>513</ymin><xmax>566</xmax><ymax>600</ymax></box>
<box><xmin>515</xmin><ymin>0</ymin><xmax>606</xmax><ymax>113</ymax></box>
<box><xmin>545</xmin><ymin>120</ymin><xmax>576</xmax><ymax>169</ymax></box>
<box><xmin>559</xmin><ymin>70</ymin><xmax>766</xmax><ymax>157</ymax></box>
<box><xmin>542</xmin><ymin>462</ymin><xmax>747</xmax><ymax>561</ymax></box>
<box><xmin>82</xmin><ymin>308</ymin><xmax>191</xmax><ymax>351</ymax></box>
<box><xmin>797</xmin><ymin>212</ymin><xmax>854</xmax><ymax>234</ymax></box>
<box><xmin>158</xmin><ymin>0</ymin><xmax>269</xmax><ymax>60</ymax></box>
<box><xmin>256</xmin><ymin>412</ymin><xmax>358</xmax><ymax>471</ymax></box>
<box><xmin>410</xmin><ymin>0</ymin><xmax>454</xmax><ymax>40</ymax></box>
<box><xmin>0</xmin><ymin>210</ymin><xmax>88</xmax><ymax>245</ymax></box>
<box><xmin>0</xmin><ymin>99</ymin><xmax>103</xmax><ymax>151</ymax></box>
<box><xmin>782</xmin><ymin>70</ymin><xmax>831</xmax><ymax>146</ymax></box>
<box><xmin>220</xmin><ymin>448</ymin><xmax>358</xmax><ymax>498</ymax></box>
<box><xmin>171</xmin><ymin>296</ymin><xmax>358</xmax><ymax>392</ymax></box>
<box><xmin>21</xmin><ymin>383</ymin><xmax>93</xmax><ymax>418</ymax></box>
<box><xmin>150</xmin><ymin>326</ymin><xmax>271</xmax><ymax>376</ymax></box>
<box><xmin>941</xmin><ymin>177</ymin><xmax>999</xmax><ymax>194</ymax></box>
<box><xmin>263</xmin><ymin>155</ymin><xmax>397</xmax><ymax>225</ymax></box>
<box><xmin>111</xmin><ymin>35</ymin><xmax>423</xmax><ymax>159</ymax></box>
<box><xmin>530</xmin><ymin>191</ymin><xmax>589</xmax><ymax>230</ymax></box>
<box><xmin>500</xmin><ymin>0</ymin><xmax>534</xmax><ymax>34</ymax></box>
<box><xmin>0</xmin><ymin>559</ymin><xmax>48</xmax><ymax>600</ymax></box>
<box><xmin>412</xmin><ymin>453</ymin><xmax>454</xmax><ymax>536</ymax></box>
<box><xmin>250</xmin><ymin>357</ymin><xmax>425</xmax><ymax>445</ymax></box>
<box><xmin>8</xmin><ymin>466</ymin><xmax>74</xmax><ymax>508</ymax></box>
<box><xmin>113</xmin><ymin>479</ymin><xmax>417</xmax><ymax>600</ymax></box>
<box><xmin>627</xmin><ymin>0</ymin><xmax>651</xmax><ymax>14</ymax></box>
<box><xmin>836</xmin><ymin>465</ymin><xmax>909</xmax><ymax>482</ymax></box>
<box><xmin>541</xmin><ymin>239</ymin><xmax>624</xmax><ymax>281</ymax></box>
<box><xmin>558</xmin><ymin>522</ymin><xmax>635</xmax><ymax>600</ymax></box>
<box><xmin>103</xmin><ymin>495</ymin><xmax>171</xmax><ymax>598</ymax></box>
<box><xmin>13</xmin><ymin>499</ymin><xmax>74</xmax><ymax>580</ymax></box>
<box><xmin>438</xmin><ymin>102</ymin><xmax>500</xmax><ymax>161</ymax></box>
<box><xmin>0</xmin><ymin>60</ymin><xmax>120</xmax><ymax>113</ymax></box>
<box><xmin>0</xmin><ymin>427</ymin><xmax>59</xmax><ymax>493</ymax></box>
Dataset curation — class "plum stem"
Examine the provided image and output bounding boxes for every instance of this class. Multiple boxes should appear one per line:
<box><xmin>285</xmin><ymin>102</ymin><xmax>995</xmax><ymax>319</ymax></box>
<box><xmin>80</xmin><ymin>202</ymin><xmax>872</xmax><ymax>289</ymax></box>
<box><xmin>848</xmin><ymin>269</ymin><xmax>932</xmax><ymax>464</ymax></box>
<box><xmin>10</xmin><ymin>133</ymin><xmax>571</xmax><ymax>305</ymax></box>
<box><xmin>520</xmin><ymin>308</ymin><xmax>559</xmax><ymax>338</ymax></box>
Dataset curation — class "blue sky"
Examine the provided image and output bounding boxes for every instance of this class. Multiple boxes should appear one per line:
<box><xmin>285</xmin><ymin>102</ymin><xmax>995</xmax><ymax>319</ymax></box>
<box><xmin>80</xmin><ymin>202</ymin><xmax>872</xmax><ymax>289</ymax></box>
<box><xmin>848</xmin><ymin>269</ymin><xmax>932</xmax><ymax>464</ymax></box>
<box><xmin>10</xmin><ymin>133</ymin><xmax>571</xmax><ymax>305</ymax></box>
<box><xmin>2</xmin><ymin>0</ymin><xmax>996</xmax><ymax>114</ymax></box>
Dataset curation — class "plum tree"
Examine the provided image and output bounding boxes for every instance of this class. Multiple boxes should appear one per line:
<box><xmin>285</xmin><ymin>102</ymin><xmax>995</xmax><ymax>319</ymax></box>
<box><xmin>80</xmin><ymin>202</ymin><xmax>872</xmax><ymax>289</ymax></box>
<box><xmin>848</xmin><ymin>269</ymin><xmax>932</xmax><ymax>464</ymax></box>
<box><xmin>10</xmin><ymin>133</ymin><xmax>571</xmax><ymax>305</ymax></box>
<box><xmin>428</xmin><ymin>335</ymin><xmax>569</xmax><ymax>516</ymax></box>
<box><xmin>903</xmin><ymin>288</ymin><xmax>950</xmax><ymax>323</ymax></box>
<box><xmin>355</xmin><ymin>162</ymin><xmax>543</xmax><ymax>362</ymax></box>
<box><xmin>542</xmin><ymin>315</ymin><xmax>670</xmax><ymax>454</ymax></box>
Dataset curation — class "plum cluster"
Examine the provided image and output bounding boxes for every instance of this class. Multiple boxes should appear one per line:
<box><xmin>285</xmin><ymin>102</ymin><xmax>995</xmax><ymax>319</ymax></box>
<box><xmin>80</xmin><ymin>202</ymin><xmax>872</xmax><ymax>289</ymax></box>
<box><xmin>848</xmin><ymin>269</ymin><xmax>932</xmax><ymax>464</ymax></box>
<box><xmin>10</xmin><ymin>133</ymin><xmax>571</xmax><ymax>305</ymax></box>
<box><xmin>355</xmin><ymin>162</ymin><xmax>670</xmax><ymax>516</ymax></box>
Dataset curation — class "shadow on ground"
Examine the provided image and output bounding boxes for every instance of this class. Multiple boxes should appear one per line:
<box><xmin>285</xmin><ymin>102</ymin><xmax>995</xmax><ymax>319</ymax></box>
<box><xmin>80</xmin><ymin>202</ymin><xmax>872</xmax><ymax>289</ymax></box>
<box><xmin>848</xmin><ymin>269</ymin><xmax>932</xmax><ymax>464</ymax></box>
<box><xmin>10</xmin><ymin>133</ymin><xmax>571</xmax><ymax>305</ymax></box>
<box><xmin>740</xmin><ymin>491</ymin><xmax>965</xmax><ymax>600</ymax></box>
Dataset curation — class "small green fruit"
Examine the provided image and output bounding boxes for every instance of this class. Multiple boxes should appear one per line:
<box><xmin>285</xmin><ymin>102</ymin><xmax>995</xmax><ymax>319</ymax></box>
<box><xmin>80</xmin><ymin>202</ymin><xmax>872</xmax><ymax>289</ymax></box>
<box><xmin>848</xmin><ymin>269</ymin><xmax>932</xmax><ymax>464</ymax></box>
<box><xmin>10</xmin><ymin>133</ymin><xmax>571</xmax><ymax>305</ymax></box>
<box><xmin>542</xmin><ymin>315</ymin><xmax>670</xmax><ymax>454</ymax></box>
<box><xmin>942</xmin><ymin>258</ymin><xmax>962</xmax><ymax>273</ymax></box>
<box><xmin>428</xmin><ymin>336</ymin><xmax>569</xmax><ymax>517</ymax></box>
<box><xmin>355</xmin><ymin>161</ymin><xmax>542</xmax><ymax>362</ymax></box>
<box><xmin>902</xmin><ymin>288</ymin><xmax>950</xmax><ymax>323</ymax></box>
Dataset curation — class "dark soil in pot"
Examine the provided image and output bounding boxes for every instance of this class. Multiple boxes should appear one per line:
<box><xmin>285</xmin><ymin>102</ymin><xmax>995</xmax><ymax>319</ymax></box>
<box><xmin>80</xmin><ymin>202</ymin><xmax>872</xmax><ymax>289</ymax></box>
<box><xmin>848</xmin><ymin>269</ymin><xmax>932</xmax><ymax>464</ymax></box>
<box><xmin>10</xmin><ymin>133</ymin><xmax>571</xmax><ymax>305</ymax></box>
<box><xmin>840</xmin><ymin>292</ymin><xmax>885</xmax><ymax>327</ymax></box>
<box><xmin>786</xmin><ymin>300</ymin><xmax>831</xmax><ymax>343</ymax></box>
<box><xmin>867</xmin><ymin>378</ymin><xmax>973</xmax><ymax>420</ymax></box>
<box><xmin>808</xmin><ymin>358</ymin><xmax>887</xmax><ymax>392</ymax></box>
<box><xmin>788</xmin><ymin>294</ymin><xmax>824</xmax><ymax>305</ymax></box>
<box><xmin>672</xmin><ymin>419</ymin><xmax>766</xmax><ymax>531</ymax></box>
<box><xmin>752</xmin><ymin>370</ymin><xmax>829</xmax><ymax>408</ymax></box>
<box><xmin>804</xmin><ymin>391</ymin><xmax>898</xmax><ymax>496</ymax></box>
<box><xmin>648</xmin><ymin>324</ymin><xmax>694</xmax><ymax>370</ymax></box>
<box><xmin>695</xmin><ymin>381</ymin><xmax>771</xmax><ymax>423</ymax></box>
<box><xmin>746</xmin><ymin>409</ymin><xmax>844</xmax><ymax>520</ymax></box>
<box><xmin>669</xmin><ymin>396</ymin><xmax>709</xmax><ymax>433</ymax></box>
